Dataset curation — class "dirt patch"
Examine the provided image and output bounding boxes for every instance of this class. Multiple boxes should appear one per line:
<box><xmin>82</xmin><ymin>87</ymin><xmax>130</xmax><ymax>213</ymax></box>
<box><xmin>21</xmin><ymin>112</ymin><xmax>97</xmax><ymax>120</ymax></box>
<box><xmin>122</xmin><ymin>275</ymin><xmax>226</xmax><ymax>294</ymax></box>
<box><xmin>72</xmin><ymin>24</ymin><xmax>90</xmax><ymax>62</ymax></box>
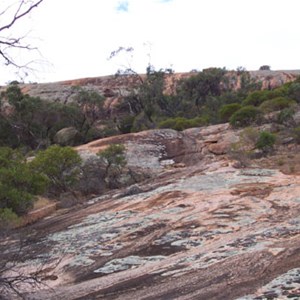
<box><xmin>231</xmin><ymin>182</ymin><xmax>274</xmax><ymax>198</ymax></box>
<box><xmin>20</xmin><ymin>202</ymin><xmax>57</xmax><ymax>227</ymax></box>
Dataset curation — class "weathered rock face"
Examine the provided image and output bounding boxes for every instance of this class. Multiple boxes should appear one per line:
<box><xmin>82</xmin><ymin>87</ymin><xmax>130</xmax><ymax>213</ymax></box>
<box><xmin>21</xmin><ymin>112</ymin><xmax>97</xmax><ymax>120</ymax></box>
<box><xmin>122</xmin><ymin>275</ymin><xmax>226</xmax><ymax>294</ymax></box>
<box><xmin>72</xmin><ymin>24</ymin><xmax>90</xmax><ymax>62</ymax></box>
<box><xmin>1</xmin><ymin>70</ymin><xmax>299</xmax><ymax>106</ymax></box>
<box><xmin>2</xmin><ymin>124</ymin><xmax>300</xmax><ymax>300</ymax></box>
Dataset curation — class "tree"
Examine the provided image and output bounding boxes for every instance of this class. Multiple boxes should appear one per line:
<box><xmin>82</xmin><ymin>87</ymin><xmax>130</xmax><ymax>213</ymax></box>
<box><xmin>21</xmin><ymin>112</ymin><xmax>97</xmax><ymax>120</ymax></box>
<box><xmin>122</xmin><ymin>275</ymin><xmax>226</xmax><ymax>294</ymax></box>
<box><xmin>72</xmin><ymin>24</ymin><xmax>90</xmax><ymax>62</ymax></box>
<box><xmin>30</xmin><ymin>145</ymin><xmax>82</xmax><ymax>195</ymax></box>
<box><xmin>0</xmin><ymin>147</ymin><xmax>48</xmax><ymax>218</ymax></box>
<box><xmin>1</xmin><ymin>84</ymin><xmax>50</xmax><ymax>149</ymax></box>
<box><xmin>0</xmin><ymin>0</ymin><xmax>44</xmax><ymax>73</ymax></box>
<box><xmin>259</xmin><ymin>65</ymin><xmax>271</xmax><ymax>71</ymax></box>
<box><xmin>177</xmin><ymin>68</ymin><xmax>228</xmax><ymax>109</ymax></box>
<box><xmin>73</xmin><ymin>88</ymin><xmax>105</xmax><ymax>140</ymax></box>
<box><xmin>98</xmin><ymin>144</ymin><xmax>127</xmax><ymax>188</ymax></box>
<box><xmin>109</xmin><ymin>46</ymin><xmax>177</xmax><ymax>123</ymax></box>
<box><xmin>98</xmin><ymin>144</ymin><xmax>126</xmax><ymax>174</ymax></box>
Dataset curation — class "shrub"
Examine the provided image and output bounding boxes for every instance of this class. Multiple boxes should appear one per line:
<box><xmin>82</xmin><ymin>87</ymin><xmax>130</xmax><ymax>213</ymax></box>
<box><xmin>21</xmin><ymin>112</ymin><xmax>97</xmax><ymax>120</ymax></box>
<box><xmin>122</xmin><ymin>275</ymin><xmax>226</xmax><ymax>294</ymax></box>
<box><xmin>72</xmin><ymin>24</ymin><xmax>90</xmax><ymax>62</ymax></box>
<box><xmin>239</xmin><ymin>127</ymin><xmax>260</xmax><ymax>146</ymax></box>
<box><xmin>117</xmin><ymin>115</ymin><xmax>135</xmax><ymax>134</ymax></box>
<box><xmin>293</xmin><ymin>127</ymin><xmax>300</xmax><ymax>144</ymax></box>
<box><xmin>0</xmin><ymin>147</ymin><xmax>48</xmax><ymax>216</ymax></box>
<box><xmin>259</xmin><ymin>65</ymin><xmax>271</xmax><ymax>71</ymax></box>
<box><xmin>158</xmin><ymin>116</ymin><xmax>206</xmax><ymax>131</ymax></box>
<box><xmin>229</xmin><ymin>106</ymin><xmax>263</xmax><ymax>127</ymax></box>
<box><xmin>288</xmin><ymin>82</ymin><xmax>300</xmax><ymax>103</ymax></box>
<box><xmin>30</xmin><ymin>145</ymin><xmax>82</xmax><ymax>195</ymax></box>
<box><xmin>158</xmin><ymin>118</ymin><xmax>177</xmax><ymax>129</ymax></box>
<box><xmin>0</xmin><ymin>208</ymin><xmax>20</xmax><ymax>230</ymax></box>
<box><xmin>259</xmin><ymin>97</ymin><xmax>296</xmax><ymax>113</ymax></box>
<box><xmin>277</xmin><ymin>108</ymin><xmax>296</xmax><ymax>126</ymax></box>
<box><xmin>131</xmin><ymin>112</ymin><xmax>154</xmax><ymax>132</ymax></box>
<box><xmin>218</xmin><ymin>103</ymin><xmax>242</xmax><ymax>122</ymax></box>
<box><xmin>98</xmin><ymin>144</ymin><xmax>127</xmax><ymax>188</ymax></box>
<box><xmin>255</xmin><ymin>131</ymin><xmax>276</xmax><ymax>153</ymax></box>
<box><xmin>84</xmin><ymin>126</ymin><xmax>104</xmax><ymax>142</ymax></box>
<box><xmin>242</xmin><ymin>90</ymin><xmax>271</xmax><ymax>107</ymax></box>
<box><xmin>98</xmin><ymin>144</ymin><xmax>127</xmax><ymax>171</ymax></box>
<box><xmin>229</xmin><ymin>127</ymin><xmax>261</xmax><ymax>167</ymax></box>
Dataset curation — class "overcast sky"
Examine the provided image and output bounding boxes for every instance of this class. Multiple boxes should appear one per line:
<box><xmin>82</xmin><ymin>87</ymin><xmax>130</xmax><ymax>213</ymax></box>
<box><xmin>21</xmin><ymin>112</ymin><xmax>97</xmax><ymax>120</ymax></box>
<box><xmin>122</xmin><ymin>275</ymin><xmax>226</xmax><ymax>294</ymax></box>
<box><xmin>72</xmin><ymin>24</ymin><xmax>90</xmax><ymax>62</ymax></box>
<box><xmin>1</xmin><ymin>0</ymin><xmax>300</xmax><ymax>84</ymax></box>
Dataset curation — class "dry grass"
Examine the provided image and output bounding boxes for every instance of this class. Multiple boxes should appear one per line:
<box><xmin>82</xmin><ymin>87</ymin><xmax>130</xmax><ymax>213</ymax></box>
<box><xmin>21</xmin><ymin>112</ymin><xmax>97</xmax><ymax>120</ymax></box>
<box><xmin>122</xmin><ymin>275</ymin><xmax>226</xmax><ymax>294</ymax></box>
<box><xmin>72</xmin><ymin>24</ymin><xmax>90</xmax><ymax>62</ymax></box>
<box><xmin>253</xmin><ymin>145</ymin><xmax>300</xmax><ymax>175</ymax></box>
<box><xmin>33</xmin><ymin>197</ymin><xmax>52</xmax><ymax>210</ymax></box>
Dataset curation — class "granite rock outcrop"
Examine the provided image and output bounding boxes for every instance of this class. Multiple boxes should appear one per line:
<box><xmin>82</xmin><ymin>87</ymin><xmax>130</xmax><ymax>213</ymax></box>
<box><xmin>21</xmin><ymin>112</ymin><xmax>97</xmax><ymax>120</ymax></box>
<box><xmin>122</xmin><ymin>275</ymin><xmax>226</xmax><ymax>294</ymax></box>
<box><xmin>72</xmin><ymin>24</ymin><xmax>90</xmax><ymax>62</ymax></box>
<box><xmin>2</xmin><ymin>122</ymin><xmax>300</xmax><ymax>299</ymax></box>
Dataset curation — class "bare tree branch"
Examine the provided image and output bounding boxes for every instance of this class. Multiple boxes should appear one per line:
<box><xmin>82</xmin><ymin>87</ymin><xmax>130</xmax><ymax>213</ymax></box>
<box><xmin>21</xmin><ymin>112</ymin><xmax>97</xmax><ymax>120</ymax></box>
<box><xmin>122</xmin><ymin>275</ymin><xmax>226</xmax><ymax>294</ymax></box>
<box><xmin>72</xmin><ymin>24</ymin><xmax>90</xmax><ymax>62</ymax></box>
<box><xmin>0</xmin><ymin>0</ymin><xmax>43</xmax><ymax>32</ymax></box>
<box><xmin>0</xmin><ymin>0</ymin><xmax>44</xmax><ymax>72</ymax></box>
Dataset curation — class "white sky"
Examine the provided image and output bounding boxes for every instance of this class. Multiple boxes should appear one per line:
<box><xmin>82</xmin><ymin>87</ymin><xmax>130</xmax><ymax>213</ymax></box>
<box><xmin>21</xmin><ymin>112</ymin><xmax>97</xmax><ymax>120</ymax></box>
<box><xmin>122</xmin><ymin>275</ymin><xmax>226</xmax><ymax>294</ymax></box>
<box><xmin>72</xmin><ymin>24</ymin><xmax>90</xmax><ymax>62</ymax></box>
<box><xmin>1</xmin><ymin>0</ymin><xmax>300</xmax><ymax>84</ymax></box>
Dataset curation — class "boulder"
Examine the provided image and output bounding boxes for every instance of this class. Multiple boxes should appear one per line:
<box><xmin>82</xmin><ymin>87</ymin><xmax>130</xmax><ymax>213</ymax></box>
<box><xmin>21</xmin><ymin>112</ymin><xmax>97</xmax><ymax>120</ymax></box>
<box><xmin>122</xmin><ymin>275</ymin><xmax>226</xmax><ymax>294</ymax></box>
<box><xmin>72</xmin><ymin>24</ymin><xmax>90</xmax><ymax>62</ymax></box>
<box><xmin>53</xmin><ymin>127</ymin><xmax>82</xmax><ymax>146</ymax></box>
<box><xmin>208</xmin><ymin>142</ymin><xmax>229</xmax><ymax>155</ymax></box>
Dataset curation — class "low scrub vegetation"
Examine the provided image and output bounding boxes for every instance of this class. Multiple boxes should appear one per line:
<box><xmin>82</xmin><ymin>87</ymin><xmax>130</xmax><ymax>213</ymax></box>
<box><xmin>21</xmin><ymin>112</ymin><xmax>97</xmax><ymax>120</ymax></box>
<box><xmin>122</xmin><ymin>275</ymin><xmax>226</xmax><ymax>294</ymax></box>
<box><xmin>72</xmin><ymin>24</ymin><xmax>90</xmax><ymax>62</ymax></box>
<box><xmin>255</xmin><ymin>131</ymin><xmax>276</xmax><ymax>153</ymax></box>
<box><xmin>229</xmin><ymin>106</ymin><xmax>263</xmax><ymax>128</ymax></box>
<box><xmin>1</xmin><ymin>67</ymin><xmax>300</xmax><ymax>229</ymax></box>
<box><xmin>259</xmin><ymin>97</ymin><xmax>296</xmax><ymax>113</ymax></box>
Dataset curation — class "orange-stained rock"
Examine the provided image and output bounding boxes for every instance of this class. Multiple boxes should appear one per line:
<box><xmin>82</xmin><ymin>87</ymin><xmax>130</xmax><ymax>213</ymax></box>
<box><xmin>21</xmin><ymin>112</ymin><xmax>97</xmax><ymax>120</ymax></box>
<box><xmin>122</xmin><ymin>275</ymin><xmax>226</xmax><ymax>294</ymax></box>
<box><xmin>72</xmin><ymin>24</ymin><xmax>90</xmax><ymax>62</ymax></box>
<box><xmin>208</xmin><ymin>142</ymin><xmax>229</xmax><ymax>155</ymax></box>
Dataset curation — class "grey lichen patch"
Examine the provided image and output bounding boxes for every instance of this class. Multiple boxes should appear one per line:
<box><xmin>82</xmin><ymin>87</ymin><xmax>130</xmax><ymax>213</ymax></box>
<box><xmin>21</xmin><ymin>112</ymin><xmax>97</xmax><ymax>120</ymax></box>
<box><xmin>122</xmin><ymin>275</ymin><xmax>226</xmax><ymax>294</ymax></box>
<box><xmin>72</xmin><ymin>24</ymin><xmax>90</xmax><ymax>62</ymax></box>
<box><xmin>293</xmin><ymin>197</ymin><xmax>300</xmax><ymax>203</ymax></box>
<box><xmin>125</xmin><ymin>141</ymin><xmax>167</xmax><ymax>171</ymax></box>
<box><xmin>161</xmin><ymin>207</ymin><xmax>186</xmax><ymax>214</ymax></box>
<box><xmin>94</xmin><ymin>255</ymin><xmax>166</xmax><ymax>274</ymax></box>
<box><xmin>46</xmin><ymin>210</ymin><xmax>138</xmax><ymax>267</ymax></box>
<box><xmin>236</xmin><ymin>268</ymin><xmax>300</xmax><ymax>300</ymax></box>
<box><xmin>239</xmin><ymin>169</ymin><xmax>277</xmax><ymax>177</ymax></box>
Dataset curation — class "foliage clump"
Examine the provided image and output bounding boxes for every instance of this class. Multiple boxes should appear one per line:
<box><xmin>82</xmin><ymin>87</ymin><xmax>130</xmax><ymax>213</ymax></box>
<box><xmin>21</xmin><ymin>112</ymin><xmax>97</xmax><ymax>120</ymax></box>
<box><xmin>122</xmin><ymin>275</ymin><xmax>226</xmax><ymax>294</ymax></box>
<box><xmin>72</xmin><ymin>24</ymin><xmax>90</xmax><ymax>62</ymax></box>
<box><xmin>158</xmin><ymin>116</ymin><xmax>207</xmax><ymax>131</ymax></box>
<box><xmin>293</xmin><ymin>127</ymin><xmax>300</xmax><ymax>144</ymax></box>
<box><xmin>259</xmin><ymin>97</ymin><xmax>296</xmax><ymax>113</ymax></box>
<box><xmin>242</xmin><ymin>90</ymin><xmax>271</xmax><ymax>107</ymax></box>
<box><xmin>0</xmin><ymin>147</ymin><xmax>48</xmax><ymax>221</ymax></box>
<box><xmin>218</xmin><ymin>103</ymin><xmax>242</xmax><ymax>122</ymax></box>
<box><xmin>98</xmin><ymin>144</ymin><xmax>127</xmax><ymax>188</ymax></box>
<box><xmin>255</xmin><ymin>131</ymin><xmax>276</xmax><ymax>153</ymax></box>
<box><xmin>229</xmin><ymin>106</ymin><xmax>263</xmax><ymax>127</ymax></box>
<box><xmin>30</xmin><ymin>145</ymin><xmax>82</xmax><ymax>195</ymax></box>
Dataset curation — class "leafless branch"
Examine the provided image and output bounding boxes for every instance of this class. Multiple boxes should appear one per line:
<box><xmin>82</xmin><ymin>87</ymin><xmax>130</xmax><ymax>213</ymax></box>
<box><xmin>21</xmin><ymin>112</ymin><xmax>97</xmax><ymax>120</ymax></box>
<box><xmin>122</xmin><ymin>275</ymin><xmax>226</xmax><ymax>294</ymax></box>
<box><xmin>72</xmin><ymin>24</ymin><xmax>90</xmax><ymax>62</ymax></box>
<box><xmin>0</xmin><ymin>0</ymin><xmax>44</xmax><ymax>72</ymax></box>
<box><xmin>0</xmin><ymin>0</ymin><xmax>43</xmax><ymax>32</ymax></box>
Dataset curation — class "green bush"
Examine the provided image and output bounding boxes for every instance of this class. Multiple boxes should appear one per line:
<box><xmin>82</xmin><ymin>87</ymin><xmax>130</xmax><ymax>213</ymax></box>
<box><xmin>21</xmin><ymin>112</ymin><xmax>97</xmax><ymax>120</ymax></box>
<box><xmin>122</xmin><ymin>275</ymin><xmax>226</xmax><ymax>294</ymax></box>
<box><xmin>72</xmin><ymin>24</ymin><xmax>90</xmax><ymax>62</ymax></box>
<box><xmin>30</xmin><ymin>145</ymin><xmax>82</xmax><ymax>195</ymax></box>
<box><xmin>255</xmin><ymin>131</ymin><xmax>276</xmax><ymax>153</ymax></box>
<box><xmin>158</xmin><ymin>116</ymin><xmax>206</xmax><ymax>131</ymax></box>
<box><xmin>0</xmin><ymin>208</ymin><xmax>20</xmax><ymax>230</ymax></box>
<box><xmin>98</xmin><ymin>144</ymin><xmax>126</xmax><ymax>170</ymax></box>
<box><xmin>131</xmin><ymin>112</ymin><xmax>154</xmax><ymax>132</ymax></box>
<box><xmin>259</xmin><ymin>97</ymin><xmax>296</xmax><ymax>113</ymax></box>
<box><xmin>0</xmin><ymin>147</ymin><xmax>48</xmax><ymax>216</ymax></box>
<box><xmin>293</xmin><ymin>127</ymin><xmax>300</xmax><ymax>144</ymax></box>
<box><xmin>218</xmin><ymin>103</ymin><xmax>242</xmax><ymax>122</ymax></box>
<box><xmin>83</xmin><ymin>127</ymin><xmax>103</xmax><ymax>143</ymax></box>
<box><xmin>242</xmin><ymin>90</ymin><xmax>271</xmax><ymax>107</ymax></box>
<box><xmin>98</xmin><ymin>144</ymin><xmax>127</xmax><ymax>188</ymax></box>
<box><xmin>229</xmin><ymin>106</ymin><xmax>263</xmax><ymax>127</ymax></box>
<box><xmin>277</xmin><ymin>108</ymin><xmax>295</xmax><ymax>126</ymax></box>
<box><xmin>288</xmin><ymin>82</ymin><xmax>300</xmax><ymax>103</ymax></box>
<box><xmin>117</xmin><ymin>115</ymin><xmax>135</xmax><ymax>134</ymax></box>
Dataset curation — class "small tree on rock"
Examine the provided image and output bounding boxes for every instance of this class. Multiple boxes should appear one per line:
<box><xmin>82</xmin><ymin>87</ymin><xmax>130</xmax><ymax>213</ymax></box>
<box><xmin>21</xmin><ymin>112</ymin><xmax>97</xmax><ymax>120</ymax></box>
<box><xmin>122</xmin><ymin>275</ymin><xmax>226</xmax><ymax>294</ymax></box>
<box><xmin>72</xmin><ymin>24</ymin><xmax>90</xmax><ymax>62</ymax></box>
<box><xmin>30</xmin><ymin>145</ymin><xmax>82</xmax><ymax>195</ymax></box>
<box><xmin>97</xmin><ymin>144</ymin><xmax>127</xmax><ymax>188</ymax></box>
<box><xmin>0</xmin><ymin>147</ymin><xmax>48</xmax><ymax>221</ymax></box>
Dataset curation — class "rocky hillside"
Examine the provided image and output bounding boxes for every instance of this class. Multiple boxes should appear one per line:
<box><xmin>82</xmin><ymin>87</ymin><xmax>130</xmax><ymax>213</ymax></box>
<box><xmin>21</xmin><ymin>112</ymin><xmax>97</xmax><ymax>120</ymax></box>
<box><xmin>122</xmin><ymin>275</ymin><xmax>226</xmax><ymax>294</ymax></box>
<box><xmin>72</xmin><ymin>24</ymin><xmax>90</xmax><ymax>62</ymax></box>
<box><xmin>4</xmin><ymin>70</ymin><xmax>300</xmax><ymax>106</ymax></box>
<box><xmin>2</xmin><ymin>120</ymin><xmax>300</xmax><ymax>299</ymax></box>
